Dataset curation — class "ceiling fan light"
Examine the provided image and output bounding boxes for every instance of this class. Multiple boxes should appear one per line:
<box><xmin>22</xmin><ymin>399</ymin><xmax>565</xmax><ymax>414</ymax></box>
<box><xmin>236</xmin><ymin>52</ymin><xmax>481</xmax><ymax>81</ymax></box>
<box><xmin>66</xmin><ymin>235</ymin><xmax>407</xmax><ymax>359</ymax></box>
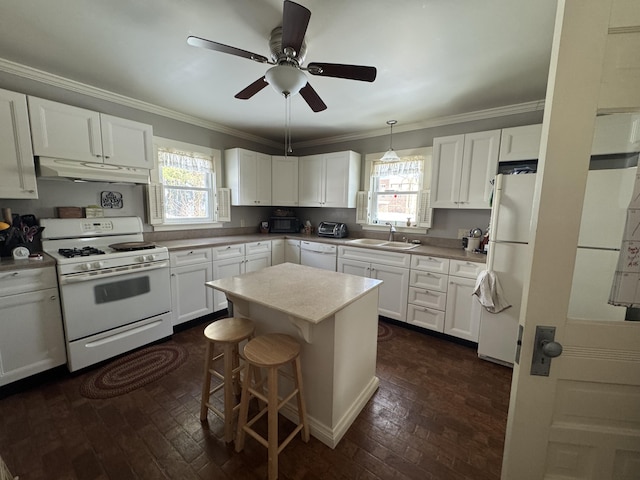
<box><xmin>265</xmin><ymin>65</ymin><xmax>307</xmax><ymax>97</ymax></box>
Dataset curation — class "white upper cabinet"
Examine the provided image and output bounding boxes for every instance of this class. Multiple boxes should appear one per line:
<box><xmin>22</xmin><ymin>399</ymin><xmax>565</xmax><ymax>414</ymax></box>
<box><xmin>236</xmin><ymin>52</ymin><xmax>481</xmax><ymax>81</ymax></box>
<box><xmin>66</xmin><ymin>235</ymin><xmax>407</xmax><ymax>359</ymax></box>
<box><xmin>272</xmin><ymin>155</ymin><xmax>298</xmax><ymax>206</ymax></box>
<box><xmin>225</xmin><ymin>148</ymin><xmax>272</xmax><ymax>206</ymax></box>
<box><xmin>431</xmin><ymin>130</ymin><xmax>500</xmax><ymax>209</ymax></box>
<box><xmin>499</xmin><ymin>114</ymin><xmax>640</xmax><ymax>162</ymax></box>
<box><xmin>299</xmin><ymin>150</ymin><xmax>361</xmax><ymax>208</ymax></box>
<box><xmin>499</xmin><ymin>124</ymin><xmax>543</xmax><ymax>161</ymax></box>
<box><xmin>0</xmin><ymin>88</ymin><xmax>37</xmax><ymax>199</ymax></box>
<box><xmin>591</xmin><ymin>113</ymin><xmax>640</xmax><ymax>154</ymax></box>
<box><xmin>27</xmin><ymin>96</ymin><xmax>153</xmax><ymax>169</ymax></box>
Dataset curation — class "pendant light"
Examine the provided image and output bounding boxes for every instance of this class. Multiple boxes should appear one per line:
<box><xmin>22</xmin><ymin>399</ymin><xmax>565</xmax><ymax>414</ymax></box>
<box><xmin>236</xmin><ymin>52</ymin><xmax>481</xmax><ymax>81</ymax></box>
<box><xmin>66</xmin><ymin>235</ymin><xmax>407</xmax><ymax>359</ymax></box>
<box><xmin>380</xmin><ymin>120</ymin><xmax>400</xmax><ymax>162</ymax></box>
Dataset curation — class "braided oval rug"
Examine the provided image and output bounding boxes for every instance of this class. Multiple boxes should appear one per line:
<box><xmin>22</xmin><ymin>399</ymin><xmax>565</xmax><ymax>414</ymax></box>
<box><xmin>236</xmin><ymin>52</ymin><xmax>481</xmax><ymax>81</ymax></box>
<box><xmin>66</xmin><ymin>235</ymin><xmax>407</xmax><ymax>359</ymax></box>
<box><xmin>80</xmin><ymin>344</ymin><xmax>188</xmax><ymax>399</ymax></box>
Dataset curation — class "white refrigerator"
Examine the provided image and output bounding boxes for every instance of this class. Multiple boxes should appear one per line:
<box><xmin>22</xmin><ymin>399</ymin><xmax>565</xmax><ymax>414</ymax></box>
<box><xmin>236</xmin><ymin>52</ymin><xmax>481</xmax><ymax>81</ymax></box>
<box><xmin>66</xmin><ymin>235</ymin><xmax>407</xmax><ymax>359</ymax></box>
<box><xmin>477</xmin><ymin>168</ymin><xmax>636</xmax><ymax>366</ymax></box>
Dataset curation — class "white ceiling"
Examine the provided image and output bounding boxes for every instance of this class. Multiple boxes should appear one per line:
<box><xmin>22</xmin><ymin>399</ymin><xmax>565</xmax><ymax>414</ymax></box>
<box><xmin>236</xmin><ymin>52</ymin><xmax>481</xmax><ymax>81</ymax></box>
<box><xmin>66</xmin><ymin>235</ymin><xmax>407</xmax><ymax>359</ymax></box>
<box><xmin>0</xmin><ymin>0</ymin><xmax>557</xmax><ymax>146</ymax></box>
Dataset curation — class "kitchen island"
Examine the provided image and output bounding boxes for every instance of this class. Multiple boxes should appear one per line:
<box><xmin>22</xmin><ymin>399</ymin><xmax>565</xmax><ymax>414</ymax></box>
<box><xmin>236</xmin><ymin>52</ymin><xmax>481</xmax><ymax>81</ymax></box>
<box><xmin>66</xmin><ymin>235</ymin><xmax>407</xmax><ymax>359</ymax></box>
<box><xmin>206</xmin><ymin>262</ymin><xmax>382</xmax><ymax>448</ymax></box>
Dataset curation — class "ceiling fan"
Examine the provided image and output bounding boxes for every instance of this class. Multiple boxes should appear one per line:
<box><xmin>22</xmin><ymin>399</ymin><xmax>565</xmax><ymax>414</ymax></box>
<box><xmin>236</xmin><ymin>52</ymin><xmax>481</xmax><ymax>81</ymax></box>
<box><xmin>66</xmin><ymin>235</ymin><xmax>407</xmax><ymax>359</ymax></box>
<box><xmin>187</xmin><ymin>0</ymin><xmax>377</xmax><ymax>112</ymax></box>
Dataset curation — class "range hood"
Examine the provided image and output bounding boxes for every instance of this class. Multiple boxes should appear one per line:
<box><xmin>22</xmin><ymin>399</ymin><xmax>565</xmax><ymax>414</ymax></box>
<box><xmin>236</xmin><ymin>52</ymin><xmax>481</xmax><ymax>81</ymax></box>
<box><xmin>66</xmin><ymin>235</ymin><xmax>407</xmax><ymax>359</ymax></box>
<box><xmin>37</xmin><ymin>157</ymin><xmax>150</xmax><ymax>185</ymax></box>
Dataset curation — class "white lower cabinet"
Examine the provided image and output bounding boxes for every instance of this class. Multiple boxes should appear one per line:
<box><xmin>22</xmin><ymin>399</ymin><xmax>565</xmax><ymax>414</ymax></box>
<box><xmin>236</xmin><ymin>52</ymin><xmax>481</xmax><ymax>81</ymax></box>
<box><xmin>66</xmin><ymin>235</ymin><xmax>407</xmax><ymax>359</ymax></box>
<box><xmin>445</xmin><ymin>275</ymin><xmax>481</xmax><ymax>341</ymax></box>
<box><xmin>285</xmin><ymin>239</ymin><xmax>301</xmax><ymax>264</ymax></box>
<box><xmin>273</xmin><ymin>238</ymin><xmax>305</xmax><ymax>265</ymax></box>
<box><xmin>445</xmin><ymin>260</ymin><xmax>483</xmax><ymax>342</ymax></box>
<box><xmin>212</xmin><ymin>241</ymin><xmax>271</xmax><ymax>311</ymax></box>
<box><xmin>0</xmin><ymin>267</ymin><xmax>66</xmax><ymax>386</ymax></box>
<box><xmin>169</xmin><ymin>248</ymin><xmax>214</xmax><ymax>326</ymax></box>
<box><xmin>407</xmin><ymin>256</ymin><xmax>483</xmax><ymax>342</ymax></box>
<box><xmin>337</xmin><ymin>246</ymin><xmax>410</xmax><ymax>321</ymax></box>
<box><xmin>407</xmin><ymin>256</ymin><xmax>450</xmax><ymax>332</ymax></box>
<box><xmin>271</xmin><ymin>239</ymin><xmax>285</xmax><ymax>265</ymax></box>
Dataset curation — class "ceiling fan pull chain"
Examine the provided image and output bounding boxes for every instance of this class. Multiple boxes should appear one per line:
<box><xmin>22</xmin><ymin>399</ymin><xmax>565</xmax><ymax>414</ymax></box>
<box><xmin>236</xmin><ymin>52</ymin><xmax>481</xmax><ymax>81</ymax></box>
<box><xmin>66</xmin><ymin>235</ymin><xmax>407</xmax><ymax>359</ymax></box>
<box><xmin>284</xmin><ymin>94</ymin><xmax>293</xmax><ymax>156</ymax></box>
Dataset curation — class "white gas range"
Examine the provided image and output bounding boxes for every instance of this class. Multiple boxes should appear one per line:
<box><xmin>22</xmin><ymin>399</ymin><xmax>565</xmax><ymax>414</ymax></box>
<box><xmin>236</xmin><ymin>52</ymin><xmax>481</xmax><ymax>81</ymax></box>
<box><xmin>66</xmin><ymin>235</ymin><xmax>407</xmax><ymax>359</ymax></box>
<box><xmin>41</xmin><ymin>217</ymin><xmax>172</xmax><ymax>371</ymax></box>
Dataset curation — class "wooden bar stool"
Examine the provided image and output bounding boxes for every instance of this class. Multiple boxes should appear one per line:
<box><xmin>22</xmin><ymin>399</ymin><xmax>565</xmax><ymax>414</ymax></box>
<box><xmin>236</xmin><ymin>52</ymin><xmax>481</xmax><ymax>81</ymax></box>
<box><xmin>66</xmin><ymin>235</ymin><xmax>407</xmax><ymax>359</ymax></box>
<box><xmin>235</xmin><ymin>333</ymin><xmax>310</xmax><ymax>480</ymax></box>
<box><xmin>200</xmin><ymin>316</ymin><xmax>255</xmax><ymax>443</ymax></box>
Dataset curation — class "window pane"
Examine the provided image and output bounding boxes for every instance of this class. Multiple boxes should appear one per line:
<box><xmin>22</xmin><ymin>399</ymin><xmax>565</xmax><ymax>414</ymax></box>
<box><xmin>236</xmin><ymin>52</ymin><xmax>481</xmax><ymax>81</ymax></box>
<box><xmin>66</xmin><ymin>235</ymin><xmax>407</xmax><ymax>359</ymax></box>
<box><xmin>374</xmin><ymin>193</ymin><xmax>418</xmax><ymax>223</ymax></box>
<box><xmin>374</xmin><ymin>174</ymin><xmax>421</xmax><ymax>192</ymax></box>
<box><xmin>164</xmin><ymin>188</ymin><xmax>210</xmax><ymax>220</ymax></box>
<box><xmin>161</xmin><ymin>166</ymin><xmax>210</xmax><ymax>188</ymax></box>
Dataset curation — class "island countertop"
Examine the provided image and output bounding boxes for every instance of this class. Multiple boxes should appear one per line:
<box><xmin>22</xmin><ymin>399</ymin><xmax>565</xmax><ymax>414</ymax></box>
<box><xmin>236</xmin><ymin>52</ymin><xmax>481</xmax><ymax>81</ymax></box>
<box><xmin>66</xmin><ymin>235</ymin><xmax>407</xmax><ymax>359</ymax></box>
<box><xmin>206</xmin><ymin>262</ymin><xmax>382</xmax><ymax>324</ymax></box>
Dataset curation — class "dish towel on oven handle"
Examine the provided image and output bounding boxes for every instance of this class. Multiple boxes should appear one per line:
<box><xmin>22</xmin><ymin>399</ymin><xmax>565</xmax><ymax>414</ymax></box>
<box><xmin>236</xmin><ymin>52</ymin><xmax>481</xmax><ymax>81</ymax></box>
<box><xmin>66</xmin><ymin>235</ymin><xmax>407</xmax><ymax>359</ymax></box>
<box><xmin>472</xmin><ymin>270</ymin><xmax>512</xmax><ymax>313</ymax></box>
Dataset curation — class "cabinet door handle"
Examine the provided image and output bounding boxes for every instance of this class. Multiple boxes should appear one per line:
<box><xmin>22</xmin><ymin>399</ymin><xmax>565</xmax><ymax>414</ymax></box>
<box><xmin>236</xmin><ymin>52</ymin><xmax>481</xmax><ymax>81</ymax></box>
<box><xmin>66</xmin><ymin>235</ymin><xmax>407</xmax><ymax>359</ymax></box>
<box><xmin>50</xmin><ymin>295</ymin><xmax>57</xmax><ymax>301</ymax></box>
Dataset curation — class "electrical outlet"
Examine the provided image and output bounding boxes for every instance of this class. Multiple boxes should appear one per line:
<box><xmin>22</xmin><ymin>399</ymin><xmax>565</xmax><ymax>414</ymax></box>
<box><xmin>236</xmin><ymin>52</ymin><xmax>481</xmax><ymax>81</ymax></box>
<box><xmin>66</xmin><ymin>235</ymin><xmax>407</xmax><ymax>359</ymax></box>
<box><xmin>458</xmin><ymin>229</ymin><xmax>468</xmax><ymax>239</ymax></box>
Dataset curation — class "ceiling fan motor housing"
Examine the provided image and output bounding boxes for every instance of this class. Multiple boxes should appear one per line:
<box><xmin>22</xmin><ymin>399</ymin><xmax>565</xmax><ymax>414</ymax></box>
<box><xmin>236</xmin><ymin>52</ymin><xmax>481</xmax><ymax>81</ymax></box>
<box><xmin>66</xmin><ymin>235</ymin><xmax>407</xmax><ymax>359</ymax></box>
<box><xmin>269</xmin><ymin>27</ymin><xmax>306</xmax><ymax>65</ymax></box>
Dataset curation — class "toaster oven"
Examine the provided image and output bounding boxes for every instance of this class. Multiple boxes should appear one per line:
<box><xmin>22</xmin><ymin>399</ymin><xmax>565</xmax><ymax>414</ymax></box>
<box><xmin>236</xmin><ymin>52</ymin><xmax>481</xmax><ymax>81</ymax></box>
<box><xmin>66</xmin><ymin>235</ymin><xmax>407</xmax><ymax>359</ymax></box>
<box><xmin>317</xmin><ymin>221</ymin><xmax>348</xmax><ymax>238</ymax></box>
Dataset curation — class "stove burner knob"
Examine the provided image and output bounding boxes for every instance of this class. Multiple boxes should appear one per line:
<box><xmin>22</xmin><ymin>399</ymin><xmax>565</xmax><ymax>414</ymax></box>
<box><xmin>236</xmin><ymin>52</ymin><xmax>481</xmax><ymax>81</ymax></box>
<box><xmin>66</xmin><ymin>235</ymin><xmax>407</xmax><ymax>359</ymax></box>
<box><xmin>80</xmin><ymin>263</ymin><xmax>92</xmax><ymax>271</ymax></box>
<box><xmin>92</xmin><ymin>261</ymin><xmax>104</xmax><ymax>269</ymax></box>
<box><xmin>137</xmin><ymin>255</ymin><xmax>146</xmax><ymax>262</ymax></box>
<box><xmin>145</xmin><ymin>254</ymin><xmax>156</xmax><ymax>262</ymax></box>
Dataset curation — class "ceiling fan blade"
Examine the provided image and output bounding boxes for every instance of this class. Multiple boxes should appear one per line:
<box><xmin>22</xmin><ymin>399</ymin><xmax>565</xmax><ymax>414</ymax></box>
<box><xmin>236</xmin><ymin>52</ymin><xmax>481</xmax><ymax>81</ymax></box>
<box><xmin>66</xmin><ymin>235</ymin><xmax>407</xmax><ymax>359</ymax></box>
<box><xmin>235</xmin><ymin>77</ymin><xmax>269</xmax><ymax>100</ymax></box>
<box><xmin>281</xmin><ymin>0</ymin><xmax>311</xmax><ymax>56</ymax></box>
<box><xmin>299</xmin><ymin>83</ymin><xmax>327</xmax><ymax>112</ymax></box>
<box><xmin>307</xmin><ymin>63</ymin><xmax>377</xmax><ymax>82</ymax></box>
<box><xmin>187</xmin><ymin>36</ymin><xmax>269</xmax><ymax>64</ymax></box>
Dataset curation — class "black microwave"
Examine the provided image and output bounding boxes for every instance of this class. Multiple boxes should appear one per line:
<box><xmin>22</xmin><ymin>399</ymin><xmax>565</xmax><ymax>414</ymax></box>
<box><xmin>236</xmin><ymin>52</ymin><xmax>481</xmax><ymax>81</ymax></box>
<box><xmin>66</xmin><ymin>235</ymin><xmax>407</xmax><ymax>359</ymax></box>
<box><xmin>269</xmin><ymin>217</ymin><xmax>300</xmax><ymax>233</ymax></box>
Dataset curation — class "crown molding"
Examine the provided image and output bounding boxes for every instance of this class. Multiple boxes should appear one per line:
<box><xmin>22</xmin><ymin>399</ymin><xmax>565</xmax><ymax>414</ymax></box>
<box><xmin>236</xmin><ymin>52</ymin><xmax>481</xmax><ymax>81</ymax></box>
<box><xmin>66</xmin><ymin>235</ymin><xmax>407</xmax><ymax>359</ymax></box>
<box><xmin>291</xmin><ymin>100</ymin><xmax>546</xmax><ymax>149</ymax></box>
<box><xmin>0</xmin><ymin>57</ymin><xmax>545</xmax><ymax>151</ymax></box>
<box><xmin>0</xmin><ymin>58</ymin><xmax>281</xmax><ymax>149</ymax></box>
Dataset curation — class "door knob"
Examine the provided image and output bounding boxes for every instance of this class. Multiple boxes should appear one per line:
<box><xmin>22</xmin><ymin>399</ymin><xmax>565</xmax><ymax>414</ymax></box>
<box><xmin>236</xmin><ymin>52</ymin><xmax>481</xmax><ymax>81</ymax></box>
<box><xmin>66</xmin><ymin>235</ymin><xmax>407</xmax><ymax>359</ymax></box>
<box><xmin>541</xmin><ymin>340</ymin><xmax>563</xmax><ymax>358</ymax></box>
<box><xmin>531</xmin><ymin>326</ymin><xmax>562</xmax><ymax>376</ymax></box>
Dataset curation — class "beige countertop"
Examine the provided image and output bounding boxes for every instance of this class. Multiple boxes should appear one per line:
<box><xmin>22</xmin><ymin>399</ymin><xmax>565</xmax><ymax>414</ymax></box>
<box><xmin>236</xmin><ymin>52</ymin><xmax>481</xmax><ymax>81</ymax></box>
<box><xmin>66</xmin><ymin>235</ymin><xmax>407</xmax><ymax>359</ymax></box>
<box><xmin>0</xmin><ymin>252</ymin><xmax>56</xmax><ymax>272</ymax></box>
<box><xmin>206</xmin><ymin>262</ymin><xmax>382</xmax><ymax>324</ymax></box>
<box><xmin>159</xmin><ymin>234</ymin><xmax>487</xmax><ymax>263</ymax></box>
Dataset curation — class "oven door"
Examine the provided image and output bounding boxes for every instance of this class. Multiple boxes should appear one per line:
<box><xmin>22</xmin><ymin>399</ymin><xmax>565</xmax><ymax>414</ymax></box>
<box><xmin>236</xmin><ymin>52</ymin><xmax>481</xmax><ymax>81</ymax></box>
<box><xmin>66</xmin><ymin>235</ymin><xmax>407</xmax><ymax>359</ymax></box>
<box><xmin>59</xmin><ymin>262</ymin><xmax>171</xmax><ymax>341</ymax></box>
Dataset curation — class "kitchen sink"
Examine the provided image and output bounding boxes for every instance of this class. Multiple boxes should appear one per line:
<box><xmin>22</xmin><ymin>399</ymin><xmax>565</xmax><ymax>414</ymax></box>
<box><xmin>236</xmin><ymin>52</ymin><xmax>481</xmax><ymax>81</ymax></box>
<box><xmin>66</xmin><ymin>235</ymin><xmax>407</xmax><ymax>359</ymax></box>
<box><xmin>345</xmin><ymin>238</ymin><xmax>419</xmax><ymax>250</ymax></box>
<box><xmin>382</xmin><ymin>241</ymin><xmax>419</xmax><ymax>250</ymax></box>
<box><xmin>346</xmin><ymin>238</ymin><xmax>387</xmax><ymax>246</ymax></box>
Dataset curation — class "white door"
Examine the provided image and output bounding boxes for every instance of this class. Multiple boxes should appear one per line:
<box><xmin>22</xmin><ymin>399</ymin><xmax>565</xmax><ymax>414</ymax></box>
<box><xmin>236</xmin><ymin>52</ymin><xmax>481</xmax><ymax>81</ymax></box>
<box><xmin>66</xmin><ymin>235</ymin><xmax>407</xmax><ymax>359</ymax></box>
<box><xmin>0</xmin><ymin>89</ymin><xmax>37</xmax><ymax>199</ymax></box>
<box><xmin>100</xmin><ymin>114</ymin><xmax>153</xmax><ymax>169</ymax></box>
<box><xmin>460</xmin><ymin>129</ymin><xmax>500</xmax><ymax>209</ymax></box>
<box><xmin>430</xmin><ymin>134</ymin><xmax>464</xmax><ymax>208</ymax></box>
<box><xmin>444</xmin><ymin>275</ymin><xmax>480</xmax><ymax>342</ymax></box>
<box><xmin>323</xmin><ymin>151</ymin><xmax>349</xmax><ymax>208</ymax></box>
<box><xmin>284</xmin><ymin>240</ymin><xmax>301</xmax><ymax>264</ymax></box>
<box><xmin>372</xmin><ymin>263</ymin><xmax>409</xmax><ymax>322</ymax></box>
<box><xmin>170</xmin><ymin>262</ymin><xmax>213</xmax><ymax>326</ymax></box>
<box><xmin>28</xmin><ymin>96</ymin><xmax>102</xmax><ymax>162</ymax></box>
<box><xmin>245</xmin><ymin>252</ymin><xmax>271</xmax><ymax>273</ymax></box>
<box><xmin>212</xmin><ymin>257</ymin><xmax>244</xmax><ymax>312</ymax></box>
<box><xmin>272</xmin><ymin>155</ymin><xmax>299</xmax><ymax>206</ymax></box>
<box><xmin>255</xmin><ymin>152</ymin><xmax>272</xmax><ymax>205</ymax></box>
<box><xmin>298</xmin><ymin>154</ymin><xmax>324</xmax><ymax>206</ymax></box>
<box><xmin>502</xmin><ymin>0</ymin><xmax>640</xmax><ymax>478</ymax></box>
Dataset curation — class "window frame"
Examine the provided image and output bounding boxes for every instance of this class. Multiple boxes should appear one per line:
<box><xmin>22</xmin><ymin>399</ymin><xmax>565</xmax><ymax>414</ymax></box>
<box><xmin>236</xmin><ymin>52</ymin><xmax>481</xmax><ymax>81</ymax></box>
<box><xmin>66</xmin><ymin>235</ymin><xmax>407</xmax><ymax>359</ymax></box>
<box><xmin>362</xmin><ymin>146</ymin><xmax>433</xmax><ymax>234</ymax></box>
<box><xmin>147</xmin><ymin>137</ymin><xmax>225</xmax><ymax>231</ymax></box>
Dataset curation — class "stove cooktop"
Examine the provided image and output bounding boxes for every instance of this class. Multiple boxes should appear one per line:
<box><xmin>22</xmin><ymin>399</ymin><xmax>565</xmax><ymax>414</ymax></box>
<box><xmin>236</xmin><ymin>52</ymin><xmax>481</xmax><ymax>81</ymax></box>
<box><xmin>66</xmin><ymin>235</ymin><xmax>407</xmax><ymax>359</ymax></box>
<box><xmin>58</xmin><ymin>247</ymin><xmax>107</xmax><ymax>258</ymax></box>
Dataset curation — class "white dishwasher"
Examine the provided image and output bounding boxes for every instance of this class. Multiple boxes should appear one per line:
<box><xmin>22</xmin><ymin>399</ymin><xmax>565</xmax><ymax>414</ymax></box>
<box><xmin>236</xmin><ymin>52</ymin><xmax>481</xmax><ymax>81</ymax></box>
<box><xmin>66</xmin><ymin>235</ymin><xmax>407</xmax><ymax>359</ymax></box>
<box><xmin>300</xmin><ymin>241</ymin><xmax>337</xmax><ymax>271</ymax></box>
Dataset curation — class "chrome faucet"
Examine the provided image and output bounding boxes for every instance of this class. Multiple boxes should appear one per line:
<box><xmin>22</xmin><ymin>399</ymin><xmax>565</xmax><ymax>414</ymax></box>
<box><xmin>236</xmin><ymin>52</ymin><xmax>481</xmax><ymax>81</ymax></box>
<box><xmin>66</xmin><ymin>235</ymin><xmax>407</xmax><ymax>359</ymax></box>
<box><xmin>385</xmin><ymin>223</ymin><xmax>396</xmax><ymax>241</ymax></box>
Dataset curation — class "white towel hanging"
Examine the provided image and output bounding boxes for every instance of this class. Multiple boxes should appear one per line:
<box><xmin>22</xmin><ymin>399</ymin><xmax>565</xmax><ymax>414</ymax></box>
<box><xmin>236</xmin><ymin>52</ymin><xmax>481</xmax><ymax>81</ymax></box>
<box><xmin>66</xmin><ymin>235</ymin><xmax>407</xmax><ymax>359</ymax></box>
<box><xmin>472</xmin><ymin>270</ymin><xmax>512</xmax><ymax>314</ymax></box>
